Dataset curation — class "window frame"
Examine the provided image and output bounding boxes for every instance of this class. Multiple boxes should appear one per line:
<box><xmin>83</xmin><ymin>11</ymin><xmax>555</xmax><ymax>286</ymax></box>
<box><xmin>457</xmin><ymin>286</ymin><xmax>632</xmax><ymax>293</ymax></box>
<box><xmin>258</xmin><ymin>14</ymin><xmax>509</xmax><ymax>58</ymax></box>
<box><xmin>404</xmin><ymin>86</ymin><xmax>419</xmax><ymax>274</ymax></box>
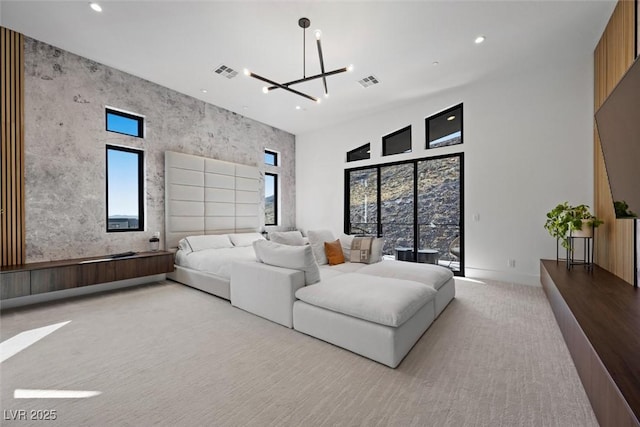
<box><xmin>346</xmin><ymin>143</ymin><xmax>371</xmax><ymax>162</ymax></box>
<box><xmin>425</xmin><ymin>103</ymin><xmax>463</xmax><ymax>149</ymax></box>
<box><xmin>105</xmin><ymin>107</ymin><xmax>145</xmax><ymax>138</ymax></box>
<box><xmin>105</xmin><ymin>145</ymin><xmax>145</xmax><ymax>232</ymax></box>
<box><xmin>382</xmin><ymin>125</ymin><xmax>412</xmax><ymax>156</ymax></box>
<box><xmin>265</xmin><ymin>172</ymin><xmax>278</xmax><ymax>226</ymax></box>
<box><xmin>264</xmin><ymin>150</ymin><xmax>279</xmax><ymax>167</ymax></box>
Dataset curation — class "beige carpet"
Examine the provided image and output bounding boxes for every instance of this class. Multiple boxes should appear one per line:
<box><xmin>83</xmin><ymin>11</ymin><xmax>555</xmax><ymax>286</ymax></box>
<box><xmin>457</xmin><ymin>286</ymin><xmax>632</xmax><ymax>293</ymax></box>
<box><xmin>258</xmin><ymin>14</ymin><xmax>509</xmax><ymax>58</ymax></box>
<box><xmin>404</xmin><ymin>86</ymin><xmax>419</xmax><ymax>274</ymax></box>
<box><xmin>0</xmin><ymin>278</ymin><xmax>598</xmax><ymax>426</ymax></box>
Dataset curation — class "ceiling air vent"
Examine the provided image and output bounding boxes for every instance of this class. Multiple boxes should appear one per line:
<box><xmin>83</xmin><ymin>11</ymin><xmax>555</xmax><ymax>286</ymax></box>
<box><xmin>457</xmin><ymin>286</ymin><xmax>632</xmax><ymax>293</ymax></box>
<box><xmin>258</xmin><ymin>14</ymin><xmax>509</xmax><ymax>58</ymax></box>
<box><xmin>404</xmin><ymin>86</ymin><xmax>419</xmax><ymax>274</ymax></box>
<box><xmin>213</xmin><ymin>65</ymin><xmax>238</xmax><ymax>79</ymax></box>
<box><xmin>358</xmin><ymin>75</ymin><xmax>380</xmax><ymax>88</ymax></box>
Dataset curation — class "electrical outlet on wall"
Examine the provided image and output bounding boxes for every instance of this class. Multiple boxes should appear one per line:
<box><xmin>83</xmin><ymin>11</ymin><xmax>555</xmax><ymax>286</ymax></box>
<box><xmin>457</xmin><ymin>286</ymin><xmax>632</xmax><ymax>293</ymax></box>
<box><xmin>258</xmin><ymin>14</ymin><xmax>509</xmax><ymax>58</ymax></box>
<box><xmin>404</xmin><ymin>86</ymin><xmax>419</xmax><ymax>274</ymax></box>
<box><xmin>508</xmin><ymin>259</ymin><xmax>516</xmax><ymax>268</ymax></box>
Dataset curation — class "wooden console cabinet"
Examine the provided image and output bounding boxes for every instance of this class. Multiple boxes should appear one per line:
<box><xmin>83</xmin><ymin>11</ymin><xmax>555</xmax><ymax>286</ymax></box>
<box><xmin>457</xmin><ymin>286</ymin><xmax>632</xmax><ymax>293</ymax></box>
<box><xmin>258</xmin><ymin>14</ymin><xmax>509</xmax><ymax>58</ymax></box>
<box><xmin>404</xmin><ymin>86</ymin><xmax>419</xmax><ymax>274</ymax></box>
<box><xmin>1</xmin><ymin>251</ymin><xmax>174</xmax><ymax>300</ymax></box>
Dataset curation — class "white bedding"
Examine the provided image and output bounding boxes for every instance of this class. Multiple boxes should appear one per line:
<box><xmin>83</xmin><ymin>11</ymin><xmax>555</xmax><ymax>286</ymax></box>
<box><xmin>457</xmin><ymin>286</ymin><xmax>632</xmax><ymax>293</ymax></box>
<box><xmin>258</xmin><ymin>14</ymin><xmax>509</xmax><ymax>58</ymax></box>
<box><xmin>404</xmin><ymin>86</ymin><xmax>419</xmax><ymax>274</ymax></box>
<box><xmin>175</xmin><ymin>246</ymin><xmax>257</xmax><ymax>280</ymax></box>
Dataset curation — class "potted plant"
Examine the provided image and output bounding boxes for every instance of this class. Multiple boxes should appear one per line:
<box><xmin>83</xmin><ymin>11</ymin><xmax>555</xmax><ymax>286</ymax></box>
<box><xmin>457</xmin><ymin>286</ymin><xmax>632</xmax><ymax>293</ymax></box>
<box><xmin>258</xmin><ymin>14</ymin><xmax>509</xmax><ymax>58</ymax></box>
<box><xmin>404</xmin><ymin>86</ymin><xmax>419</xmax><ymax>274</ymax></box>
<box><xmin>544</xmin><ymin>202</ymin><xmax>603</xmax><ymax>249</ymax></box>
<box><xmin>614</xmin><ymin>200</ymin><xmax>637</xmax><ymax>218</ymax></box>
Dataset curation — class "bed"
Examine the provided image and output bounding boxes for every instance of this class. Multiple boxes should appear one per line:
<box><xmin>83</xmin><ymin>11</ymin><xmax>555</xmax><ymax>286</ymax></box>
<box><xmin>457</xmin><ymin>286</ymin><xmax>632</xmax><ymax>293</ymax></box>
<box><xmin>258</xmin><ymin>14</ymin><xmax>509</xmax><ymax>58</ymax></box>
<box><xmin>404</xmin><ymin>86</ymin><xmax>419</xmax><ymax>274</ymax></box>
<box><xmin>164</xmin><ymin>151</ymin><xmax>262</xmax><ymax>299</ymax></box>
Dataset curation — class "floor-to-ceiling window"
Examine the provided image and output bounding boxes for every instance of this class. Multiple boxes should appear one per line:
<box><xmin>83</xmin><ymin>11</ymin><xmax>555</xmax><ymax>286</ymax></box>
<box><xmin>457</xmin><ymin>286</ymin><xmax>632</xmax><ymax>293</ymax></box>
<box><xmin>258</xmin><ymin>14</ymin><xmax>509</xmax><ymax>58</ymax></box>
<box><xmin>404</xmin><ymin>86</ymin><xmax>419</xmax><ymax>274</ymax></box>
<box><xmin>345</xmin><ymin>153</ymin><xmax>464</xmax><ymax>275</ymax></box>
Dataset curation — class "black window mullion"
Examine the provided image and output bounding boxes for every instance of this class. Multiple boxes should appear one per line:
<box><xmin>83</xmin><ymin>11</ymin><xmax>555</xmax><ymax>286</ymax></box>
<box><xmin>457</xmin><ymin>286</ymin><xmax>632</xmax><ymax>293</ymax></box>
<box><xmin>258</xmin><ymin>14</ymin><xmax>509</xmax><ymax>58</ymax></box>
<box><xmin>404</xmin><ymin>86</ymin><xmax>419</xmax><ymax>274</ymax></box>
<box><xmin>413</xmin><ymin>161</ymin><xmax>419</xmax><ymax>262</ymax></box>
<box><xmin>376</xmin><ymin>166</ymin><xmax>382</xmax><ymax>238</ymax></box>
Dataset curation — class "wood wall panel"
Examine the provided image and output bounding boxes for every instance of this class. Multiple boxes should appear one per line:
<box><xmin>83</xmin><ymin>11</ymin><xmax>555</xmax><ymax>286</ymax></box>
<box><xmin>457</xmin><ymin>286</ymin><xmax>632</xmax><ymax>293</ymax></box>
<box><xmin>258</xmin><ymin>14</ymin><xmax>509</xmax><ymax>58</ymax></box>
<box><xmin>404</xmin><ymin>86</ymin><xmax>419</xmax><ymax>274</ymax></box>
<box><xmin>594</xmin><ymin>0</ymin><xmax>636</xmax><ymax>284</ymax></box>
<box><xmin>1</xmin><ymin>27</ymin><xmax>25</xmax><ymax>267</ymax></box>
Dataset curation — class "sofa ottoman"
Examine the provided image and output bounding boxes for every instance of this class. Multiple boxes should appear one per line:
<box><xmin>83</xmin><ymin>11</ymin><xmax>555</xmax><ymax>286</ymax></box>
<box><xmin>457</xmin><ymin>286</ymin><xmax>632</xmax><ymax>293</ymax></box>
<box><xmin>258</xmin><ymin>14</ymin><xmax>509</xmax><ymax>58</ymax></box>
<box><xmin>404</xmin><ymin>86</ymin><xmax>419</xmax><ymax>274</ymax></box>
<box><xmin>293</xmin><ymin>273</ymin><xmax>437</xmax><ymax>368</ymax></box>
<box><xmin>356</xmin><ymin>260</ymin><xmax>455</xmax><ymax>317</ymax></box>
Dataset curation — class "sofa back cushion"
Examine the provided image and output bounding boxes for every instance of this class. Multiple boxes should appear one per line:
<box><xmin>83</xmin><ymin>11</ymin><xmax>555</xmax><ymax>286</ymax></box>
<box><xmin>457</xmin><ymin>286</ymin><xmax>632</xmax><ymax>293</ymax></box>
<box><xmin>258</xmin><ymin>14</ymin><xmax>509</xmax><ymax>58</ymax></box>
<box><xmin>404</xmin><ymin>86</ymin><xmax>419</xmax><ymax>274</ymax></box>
<box><xmin>269</xmin><ymin>230</ymin><xmax>305</xmax><ymax>246</ymax></box>
<box><xmin>253</xmin><ymin>240</ymin><xmax>320</xmax><ymax>285</ymax></box>
<box><xmin>307</xmin><ymin>229</ymin><xmax>336</xmax><ymax>265</ymax></box>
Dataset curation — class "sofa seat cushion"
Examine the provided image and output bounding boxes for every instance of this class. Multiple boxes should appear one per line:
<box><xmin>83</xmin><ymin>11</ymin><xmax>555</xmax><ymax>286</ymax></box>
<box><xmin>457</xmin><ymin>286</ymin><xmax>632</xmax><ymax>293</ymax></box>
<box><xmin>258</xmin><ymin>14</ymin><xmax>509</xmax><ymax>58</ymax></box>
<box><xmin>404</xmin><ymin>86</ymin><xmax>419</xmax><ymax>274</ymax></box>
<box><xmin>295</xmin><ymin>273</ymin><xmax>436</xmax><ymax>327</ymax></box>
<box><xmin>358</xmin><ymin>260</ymin><xmax>454</xmax><ymax>291</ymax></box>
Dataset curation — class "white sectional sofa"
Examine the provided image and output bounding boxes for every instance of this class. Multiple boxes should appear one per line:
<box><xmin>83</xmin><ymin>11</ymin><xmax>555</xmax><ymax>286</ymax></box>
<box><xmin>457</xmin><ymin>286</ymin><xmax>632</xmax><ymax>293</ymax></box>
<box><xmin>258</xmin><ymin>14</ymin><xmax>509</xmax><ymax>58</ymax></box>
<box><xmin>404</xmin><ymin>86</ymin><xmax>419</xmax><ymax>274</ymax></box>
<box><xmin>230</xmin><ymin>231</ymin><xmax>455</xmax><ymax>368</ymax></box>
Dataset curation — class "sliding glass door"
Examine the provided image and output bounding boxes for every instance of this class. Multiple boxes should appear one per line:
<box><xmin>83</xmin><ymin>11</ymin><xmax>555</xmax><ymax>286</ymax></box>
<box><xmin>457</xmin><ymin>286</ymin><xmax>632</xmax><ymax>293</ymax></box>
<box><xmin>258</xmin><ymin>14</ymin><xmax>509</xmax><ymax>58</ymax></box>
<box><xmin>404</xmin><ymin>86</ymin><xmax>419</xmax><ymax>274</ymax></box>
<box><xmin>347</xmin><ymin>168</ymin><xmax>378</xmax><ymax>236</ymax></box>
<box><xmin>345</xmin><ymin>153</ymin><xmax>464</xmax><ymax>275</ymax></box>
<box><xmin>380</xmin><ymin>163</ymin><xmax>415</xmax><ymax>258</ymax></box>
<box><xmin>417</xmin><ymin>156</ymin><xmax>462</xmax><ymax>272</ymax></box>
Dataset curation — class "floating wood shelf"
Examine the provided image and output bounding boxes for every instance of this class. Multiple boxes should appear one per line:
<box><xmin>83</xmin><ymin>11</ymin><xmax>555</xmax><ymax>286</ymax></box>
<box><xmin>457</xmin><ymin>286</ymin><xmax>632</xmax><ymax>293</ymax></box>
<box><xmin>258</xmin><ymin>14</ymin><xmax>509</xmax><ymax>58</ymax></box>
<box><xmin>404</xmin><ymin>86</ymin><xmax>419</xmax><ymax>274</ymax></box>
<box><xmin>0</xmin><ymin>251</ymin><xmax>174</xmax><ymax>300</ymax></box>
<box><xmin>541</xmin><ymin>259</ymin><xmax>640</xmax><ymax>427</ymax></box>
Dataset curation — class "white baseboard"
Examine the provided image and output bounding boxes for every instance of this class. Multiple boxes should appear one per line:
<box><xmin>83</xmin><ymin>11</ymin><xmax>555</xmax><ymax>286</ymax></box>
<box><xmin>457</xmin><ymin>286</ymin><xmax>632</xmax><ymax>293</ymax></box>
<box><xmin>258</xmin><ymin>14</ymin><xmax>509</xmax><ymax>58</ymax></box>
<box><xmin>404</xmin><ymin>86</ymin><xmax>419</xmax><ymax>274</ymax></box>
<box><xmin>0</xmin><ymin>274</ymin><xmax>166</xmax><ymax>310</ymax></box>
<box><xmin>464</xmin><ymin>267</ymin><xmax>540</xmax><ymax>287</ymax></box>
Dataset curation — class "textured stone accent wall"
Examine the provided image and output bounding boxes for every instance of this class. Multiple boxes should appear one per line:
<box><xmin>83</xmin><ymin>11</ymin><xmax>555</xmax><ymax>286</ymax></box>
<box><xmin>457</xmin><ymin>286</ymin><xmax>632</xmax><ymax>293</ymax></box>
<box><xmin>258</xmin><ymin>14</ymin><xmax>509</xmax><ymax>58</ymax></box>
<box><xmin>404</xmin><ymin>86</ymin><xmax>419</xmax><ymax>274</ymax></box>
<box><xmin>23</xmin><ymin>37</ymin><xmax>295</xmax><ymax>262</ymax></box>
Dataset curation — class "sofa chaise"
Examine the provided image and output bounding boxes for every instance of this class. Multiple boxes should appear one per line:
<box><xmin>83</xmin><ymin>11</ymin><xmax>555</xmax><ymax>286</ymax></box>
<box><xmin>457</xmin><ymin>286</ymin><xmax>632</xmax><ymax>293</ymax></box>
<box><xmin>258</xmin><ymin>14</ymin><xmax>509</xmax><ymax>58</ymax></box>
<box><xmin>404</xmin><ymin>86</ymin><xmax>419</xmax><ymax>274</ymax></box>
<box><xmin>230</xmin><ymin>230</ymin><xmax>455</xmax><ymax>368</ymax></box>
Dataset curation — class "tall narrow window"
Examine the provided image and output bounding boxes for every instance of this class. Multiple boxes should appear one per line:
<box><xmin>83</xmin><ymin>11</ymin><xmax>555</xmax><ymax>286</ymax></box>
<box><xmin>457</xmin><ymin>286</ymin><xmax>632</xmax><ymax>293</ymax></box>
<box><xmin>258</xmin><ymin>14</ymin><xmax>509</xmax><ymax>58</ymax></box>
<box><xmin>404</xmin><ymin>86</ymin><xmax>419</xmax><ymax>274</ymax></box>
<box><xmin>426</xmin><ymin>104</ymin><xmax>463</xmax><ymax>149</ymax></box>
<box><xmin>265</xmin><ymin>173</ymin><xmax>278</xmax><ymax>226</ymax></box>
<box><xmin>106</xmin><ymin>108</ymin><xmax>144</xmax><ymax>138</ymax></box>
<box><xmin>106</xmin><ymin>145</ymin><xmax>144</xmax><ymax>232</ymax></box>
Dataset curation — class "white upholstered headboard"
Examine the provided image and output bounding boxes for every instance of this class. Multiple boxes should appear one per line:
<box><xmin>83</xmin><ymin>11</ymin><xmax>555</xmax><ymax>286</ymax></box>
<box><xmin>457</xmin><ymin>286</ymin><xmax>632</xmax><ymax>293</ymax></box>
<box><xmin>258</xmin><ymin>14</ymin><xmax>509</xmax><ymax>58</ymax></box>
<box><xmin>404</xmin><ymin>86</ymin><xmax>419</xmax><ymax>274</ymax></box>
<box><xmin>164</xmin><ymin>151</ymin><xmax>260</xmax><ymax>249</ymax></box>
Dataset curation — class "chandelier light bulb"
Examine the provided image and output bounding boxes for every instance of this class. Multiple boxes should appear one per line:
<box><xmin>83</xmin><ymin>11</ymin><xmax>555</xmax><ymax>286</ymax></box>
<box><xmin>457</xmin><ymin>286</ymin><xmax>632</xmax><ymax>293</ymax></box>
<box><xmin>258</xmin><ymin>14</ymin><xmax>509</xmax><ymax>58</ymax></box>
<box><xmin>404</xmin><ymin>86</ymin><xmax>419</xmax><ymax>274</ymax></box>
<box><xmin>316</xmin><ymin>98</ymin><xmax>322</xmax><ymax>104</ymax></box>
<box><xmin>314</xmin><ymin>29</ymin><xmax>322</xmax><ymax>40</ymax></box>
<box><xmin>262</xmin><ymin>86</ymin><xmax>269</xmax><ymax>94</ymax></box>
<box><xmin>243</xmin><ymin>68</ymin><xmax>250</xmax><ymax>76</ymax></box>
<box><xmin>347</xmin><ymin>64</ymin><xmax>354</xmax><ymax>72</ymax></box>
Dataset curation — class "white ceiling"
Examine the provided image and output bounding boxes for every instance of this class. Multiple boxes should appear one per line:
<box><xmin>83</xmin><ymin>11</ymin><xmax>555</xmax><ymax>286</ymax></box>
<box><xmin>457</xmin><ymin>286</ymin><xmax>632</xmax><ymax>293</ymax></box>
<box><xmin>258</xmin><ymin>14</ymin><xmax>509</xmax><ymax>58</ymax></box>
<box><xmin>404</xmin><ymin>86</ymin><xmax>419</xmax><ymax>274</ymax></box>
<box><xmin>1</xmin><ymin>1</ymin><xmax>616</xmax><ymax>135</ymax></box>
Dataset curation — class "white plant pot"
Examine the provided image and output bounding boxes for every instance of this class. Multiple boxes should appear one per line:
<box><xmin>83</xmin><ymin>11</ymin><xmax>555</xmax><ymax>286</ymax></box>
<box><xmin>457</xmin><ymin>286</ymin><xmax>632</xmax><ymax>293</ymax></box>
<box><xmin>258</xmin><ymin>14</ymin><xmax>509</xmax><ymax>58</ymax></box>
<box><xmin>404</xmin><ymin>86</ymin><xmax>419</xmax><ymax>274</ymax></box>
<box><xmin>569</xmin><ymin>219</ymin><xmax>593</xmax><ymax>238</ymax></box>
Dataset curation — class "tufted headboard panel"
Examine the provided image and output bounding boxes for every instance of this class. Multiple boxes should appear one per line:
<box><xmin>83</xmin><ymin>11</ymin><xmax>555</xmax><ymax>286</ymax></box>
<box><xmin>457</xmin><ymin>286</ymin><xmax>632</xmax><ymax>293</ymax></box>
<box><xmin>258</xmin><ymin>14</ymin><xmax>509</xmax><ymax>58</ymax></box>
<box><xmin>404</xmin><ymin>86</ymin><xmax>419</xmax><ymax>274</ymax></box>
<box><xmin>164</xmin><ymin>151</ymin><xmax>260</xmax><ymax>249</ymax></box>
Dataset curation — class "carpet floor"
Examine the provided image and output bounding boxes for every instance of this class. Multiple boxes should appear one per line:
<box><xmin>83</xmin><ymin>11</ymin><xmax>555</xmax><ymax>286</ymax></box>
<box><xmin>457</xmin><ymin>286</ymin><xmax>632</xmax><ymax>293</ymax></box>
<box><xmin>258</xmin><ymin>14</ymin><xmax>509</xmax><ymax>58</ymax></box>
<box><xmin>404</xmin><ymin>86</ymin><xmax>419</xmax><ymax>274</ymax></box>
<box><xmin>0</xmin><ymin>278</ymin><xmax>598</xmax><ymax>426</ymax></box>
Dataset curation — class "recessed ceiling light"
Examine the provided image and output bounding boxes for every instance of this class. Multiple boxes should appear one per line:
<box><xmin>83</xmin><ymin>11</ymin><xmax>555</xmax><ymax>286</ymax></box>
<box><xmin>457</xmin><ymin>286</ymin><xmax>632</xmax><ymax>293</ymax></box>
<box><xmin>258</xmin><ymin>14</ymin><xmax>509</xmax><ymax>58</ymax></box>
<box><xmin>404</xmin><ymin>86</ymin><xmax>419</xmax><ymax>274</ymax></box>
<box><xmin>201</xmin><ymin>89</ymin><xmax>207</xmax><ymax>94</ymax></box>
<box><xmin>295</xmin><ymin>106</ymin><xmax>301</xmax><ymax>110</ymax></box>
<box><xmin>475</xmin><ymin>35</ymin><xmax>486</xmax><ymax>44</ymax></box>
<box><xmin>447</xmin><ymin>115</ymin><xmax>456</xmax><ymax>121</ymax></box>
<box><xmin>432</xmin><ymin>61</ymin><xmax>439</xmax><ymax>66</ymax></box>
<box><xmin>89</xmin><ymin>2</ymin><xmax>102</xmax><ymax>12</ymax></box>
<box><xmin>242</xmin><ymin>105</ymin><xmax>249</xmax><ymax>110</ymax></box>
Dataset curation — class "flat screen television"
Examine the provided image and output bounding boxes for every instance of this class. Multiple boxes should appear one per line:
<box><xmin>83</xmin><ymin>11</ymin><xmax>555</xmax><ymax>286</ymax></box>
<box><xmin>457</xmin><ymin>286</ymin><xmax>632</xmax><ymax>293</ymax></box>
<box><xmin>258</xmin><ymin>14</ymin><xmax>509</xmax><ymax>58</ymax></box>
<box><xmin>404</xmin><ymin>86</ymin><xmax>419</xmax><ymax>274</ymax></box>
<box><xmin>595</xmin><ymin>56</ymin><xmax>640</xmax><ymax>287</ymax></box>
<box><xmin>594</xmin><ymin>56</ymin><xmax>640</xmax><ymax>218</ymax></box>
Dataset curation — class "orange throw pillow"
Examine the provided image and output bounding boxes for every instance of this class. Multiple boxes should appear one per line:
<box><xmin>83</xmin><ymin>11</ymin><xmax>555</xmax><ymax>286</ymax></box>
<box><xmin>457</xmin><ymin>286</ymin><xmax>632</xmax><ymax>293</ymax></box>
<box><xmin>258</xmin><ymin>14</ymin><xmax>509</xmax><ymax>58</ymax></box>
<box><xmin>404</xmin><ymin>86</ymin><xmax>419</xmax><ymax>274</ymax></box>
<box><xmin>324</xmin><ymin>239</ymin><xmax>345</xmax><ymax>265</ymax></box>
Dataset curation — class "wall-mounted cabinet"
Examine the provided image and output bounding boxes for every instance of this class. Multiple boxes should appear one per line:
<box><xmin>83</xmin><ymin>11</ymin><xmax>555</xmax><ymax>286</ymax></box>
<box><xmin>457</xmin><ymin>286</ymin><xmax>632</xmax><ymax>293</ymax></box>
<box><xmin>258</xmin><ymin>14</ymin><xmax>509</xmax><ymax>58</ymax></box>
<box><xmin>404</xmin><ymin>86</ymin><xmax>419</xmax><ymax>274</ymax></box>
<box><xmin>0</xmin><ymin>251</ymin><xmax>174</xmax><ymax>300</ymax></box>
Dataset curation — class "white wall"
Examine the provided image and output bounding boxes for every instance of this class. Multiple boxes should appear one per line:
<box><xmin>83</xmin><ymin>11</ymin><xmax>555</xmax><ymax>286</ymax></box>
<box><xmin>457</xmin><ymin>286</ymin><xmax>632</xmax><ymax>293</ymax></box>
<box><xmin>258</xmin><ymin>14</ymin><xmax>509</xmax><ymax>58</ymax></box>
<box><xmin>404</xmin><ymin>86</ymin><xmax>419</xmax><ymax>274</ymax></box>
<box><xmin>296</xmin><ymin>57</ymin><xmax>594</xmax><ymax>286</ymax></box>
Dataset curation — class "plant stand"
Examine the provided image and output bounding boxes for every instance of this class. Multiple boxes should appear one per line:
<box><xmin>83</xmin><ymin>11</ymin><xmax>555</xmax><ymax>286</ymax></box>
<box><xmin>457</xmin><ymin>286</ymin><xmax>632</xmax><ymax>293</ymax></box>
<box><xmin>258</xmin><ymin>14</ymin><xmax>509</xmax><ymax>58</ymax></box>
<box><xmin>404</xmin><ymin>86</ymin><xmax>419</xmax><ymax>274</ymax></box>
<box><xmin>566</xmin><ymin>235</ymin><xmax>594</xmax><ymax>271</ymax></box>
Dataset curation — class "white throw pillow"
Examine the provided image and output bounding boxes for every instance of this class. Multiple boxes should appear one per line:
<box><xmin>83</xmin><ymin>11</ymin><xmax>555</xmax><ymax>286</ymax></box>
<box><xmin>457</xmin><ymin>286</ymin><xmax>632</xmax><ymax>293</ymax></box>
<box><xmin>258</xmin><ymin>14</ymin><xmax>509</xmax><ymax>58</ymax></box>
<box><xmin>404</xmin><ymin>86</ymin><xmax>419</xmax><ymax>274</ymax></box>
<box><xmin>229</xmin><ymin>233</ymin><xmax>265</xmax><ymax>247</ymax></box>
<box><xmin>269</xmin><ymin>230</ymin><xmax>305</xmax><ymax>246</ymax></box>
<box><xmin>307</xmin><ymin>229</ymin><xmax>336</xmax><ymax>265</ymax></box>
<box><xmin>339</xmin><ymin>234</ymin><xmax>354</xmax><ymax>259</ymax></box>
<box><xmin>185</xmin><ymin>234</ymin><xmax>233</xmax><ymax>252</ymax></box>
<box><xmin>371</xmin><ymin>237</ymin><xmax>385</xmax><ymax>263</ymax></box>
<box><xmin>253</xmin><ymin>240</ymin><xmax>320</xmax><ymax>285</ymax></box>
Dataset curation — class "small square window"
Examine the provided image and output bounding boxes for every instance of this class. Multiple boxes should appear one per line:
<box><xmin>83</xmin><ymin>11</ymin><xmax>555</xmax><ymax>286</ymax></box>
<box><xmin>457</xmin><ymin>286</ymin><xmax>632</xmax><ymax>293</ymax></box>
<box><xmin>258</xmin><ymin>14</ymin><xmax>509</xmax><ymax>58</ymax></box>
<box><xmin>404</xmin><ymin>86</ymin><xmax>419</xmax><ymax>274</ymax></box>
<box><xmin>382</xmin><ymin>126</ymin><xmax>411</xmax><ymax>156</ymax></box>
<box><xmin>426</xmin><ymin>104</ymin><xmax>463</xmax><ymax>149</ymax></box>
<box><xmin>106</xmin><ymin>108</ymin><xmax>144</xmax><ymax>138</ymax></box>
<box><xmin>347</xmin><ymin>143</ymin><xmax>371</xmax><ymax>162</ymax></box>
<box><xmin>265</xmin><ymin>150</ymin><xmax>278</xmax><ymax>166</ymax></box>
